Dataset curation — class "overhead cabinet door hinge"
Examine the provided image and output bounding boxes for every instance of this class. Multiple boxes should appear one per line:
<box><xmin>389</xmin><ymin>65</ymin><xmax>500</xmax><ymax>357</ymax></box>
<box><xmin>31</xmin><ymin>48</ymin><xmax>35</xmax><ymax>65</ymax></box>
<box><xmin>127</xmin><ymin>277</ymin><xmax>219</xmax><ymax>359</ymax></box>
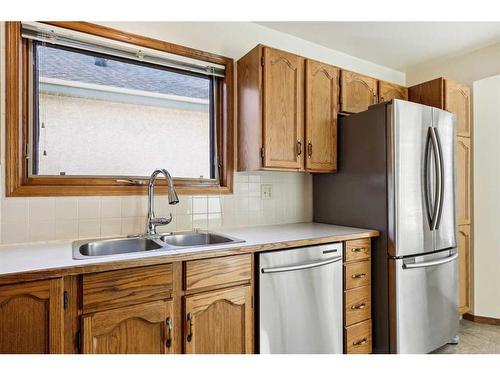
<box><xmin>77</xmin><ymin>331</ymin><xmax>82</xmax><ymax>353</ymax></box>
<box><xmin>63</xmin><ymin>291</ymin><xmax>69</xmax><ymax>309</ymax></box>
<box><xmin>260</xmin><ymin>147</ymin><xmax>265</xmax><ymax>158</ymax></box>
<box><xmin>261</xmin><ymin>56</ymin><xmax>264</xmax><ymax>67</ymax></box>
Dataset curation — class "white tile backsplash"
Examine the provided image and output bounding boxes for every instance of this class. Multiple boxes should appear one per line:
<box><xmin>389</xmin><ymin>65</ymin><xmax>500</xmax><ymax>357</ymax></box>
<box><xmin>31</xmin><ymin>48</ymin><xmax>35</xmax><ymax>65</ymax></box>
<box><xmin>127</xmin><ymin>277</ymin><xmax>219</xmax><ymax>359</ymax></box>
<box><xmin>0</xmin><ymin>171</ymin><xmax>312</xmax><ymax>244</ymax></box>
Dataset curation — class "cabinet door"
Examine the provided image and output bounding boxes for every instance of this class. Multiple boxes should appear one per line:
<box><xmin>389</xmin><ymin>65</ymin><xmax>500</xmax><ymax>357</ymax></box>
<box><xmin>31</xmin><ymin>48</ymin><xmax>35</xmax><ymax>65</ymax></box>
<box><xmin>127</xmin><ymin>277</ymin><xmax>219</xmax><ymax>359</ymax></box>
<box><xmin>445</xmin><ymin>80</ymin><xmax>471</xmax><ymax>137</ymax></box>
<box><xmin>82</xmin><ymin>300</ymin><xmax>174</xmax><ymax>354</ymax></box>
<box><xmin>458</xmin><ymin>225</ymin><xmax>471</xmax><ymax>314</ymax></box>
<box><xmin>378</xmin><ymin>81</ymin><xmax>408</xmax><ymax>103</ymax></box>
<box><xmin>457</xmin><ymin>136</ymin><xmax>471</xmax><ymax>225</ymax></box>
<box><xmin>340</xmin><ymin>70</ymin><xmax>378</xmax><ymax>113</ymax></box>
<box><xmin>0</xmin><ymin>278</ymin><xmax>64</xmax><ymax>353</ymax></box>
<box><xmin>305</xmin><ymin>59</ymin><xmax>339</xmax><ymax>172</ymax></box>
<box><xmin>262</xmin><ymin>47</ymin><xmax>304</xmax><ymax>170</ymax></box>
<box><xmin>184</xmin><ymin>285</ymin><xmax>253</xmax><ymax>354</ymax></box>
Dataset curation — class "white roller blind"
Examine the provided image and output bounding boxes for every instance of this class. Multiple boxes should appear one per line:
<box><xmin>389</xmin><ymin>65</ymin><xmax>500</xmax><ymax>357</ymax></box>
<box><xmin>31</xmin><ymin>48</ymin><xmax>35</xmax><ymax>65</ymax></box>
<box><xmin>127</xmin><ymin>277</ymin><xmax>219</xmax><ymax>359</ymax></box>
<box><xmin>21</xmin><ymin>22</ymin><xmax>226</xmax><ymax>77</ymax></box>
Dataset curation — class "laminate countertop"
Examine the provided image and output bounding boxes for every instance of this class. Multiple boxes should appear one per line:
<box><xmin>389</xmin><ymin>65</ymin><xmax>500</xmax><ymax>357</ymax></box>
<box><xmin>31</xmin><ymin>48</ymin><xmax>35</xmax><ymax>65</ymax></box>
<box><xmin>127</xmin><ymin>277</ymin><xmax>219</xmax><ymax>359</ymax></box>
<box><xmin>0</xmin><ymin>222</ymin><xmax>378</xmax><ymax>282</ymax></box>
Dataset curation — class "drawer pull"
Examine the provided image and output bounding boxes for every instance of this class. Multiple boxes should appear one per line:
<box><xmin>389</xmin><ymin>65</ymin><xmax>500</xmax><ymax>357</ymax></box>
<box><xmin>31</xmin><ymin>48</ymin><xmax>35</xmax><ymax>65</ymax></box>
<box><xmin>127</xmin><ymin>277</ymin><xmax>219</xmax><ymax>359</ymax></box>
<box><xmin>186</xmin><ymin>312</ymin><xmax>193</xmax><ymax>342</ymax></box>
<box><xmin>350</xmin><ymin>302</ymin><xmax>366</xmax><ymax>310</ymax></box>
<box><xmin>165</xmin><ymin>317</ymin><xmax>173</xmax><ymax>348</ymax></box>
<box><xmin>296</xmin><ymin>141</ymin><xmax>302</xmax><ymax>156</ymax></box>
<box><xmin>352</xmin><ymin>273</ymin><xmax>367</xmax><ymax>279</ymax></box>
<box><xmin>353</xmin><ymin>337</ymin><xmax>368</xmax><ymax>346</ymax></box>
<box><xmin>351</xmin><ymin>247</ymin><xmax>366</xmax><ymax>253</ymax></box>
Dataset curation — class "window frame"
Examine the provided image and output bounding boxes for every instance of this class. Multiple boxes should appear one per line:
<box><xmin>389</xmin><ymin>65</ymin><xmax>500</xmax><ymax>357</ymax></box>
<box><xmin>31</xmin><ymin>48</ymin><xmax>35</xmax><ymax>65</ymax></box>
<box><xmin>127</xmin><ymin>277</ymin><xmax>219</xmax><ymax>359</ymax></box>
<box><xmin>5</xmin><ymin>21</ymin><xmax>234</xmax><ymax>197</ymax></box>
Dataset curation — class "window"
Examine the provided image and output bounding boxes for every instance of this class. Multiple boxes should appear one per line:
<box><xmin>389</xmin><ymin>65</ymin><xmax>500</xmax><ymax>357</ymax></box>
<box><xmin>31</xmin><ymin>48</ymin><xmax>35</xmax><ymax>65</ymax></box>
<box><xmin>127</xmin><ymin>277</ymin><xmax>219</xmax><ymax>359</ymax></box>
<box><xmin>6</xmin><ymin>22</ymin><xmax>234</xmax><ymax>196</ymax></box>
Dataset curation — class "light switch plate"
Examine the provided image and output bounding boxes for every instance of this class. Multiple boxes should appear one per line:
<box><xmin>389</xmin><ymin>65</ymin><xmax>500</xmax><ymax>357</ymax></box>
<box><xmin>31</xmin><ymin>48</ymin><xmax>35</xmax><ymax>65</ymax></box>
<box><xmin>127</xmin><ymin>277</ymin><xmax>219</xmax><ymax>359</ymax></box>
<box><xmin>261</xmin><ymin>184</ymin><xmax>273</xmax><ymax>200</ymax></box>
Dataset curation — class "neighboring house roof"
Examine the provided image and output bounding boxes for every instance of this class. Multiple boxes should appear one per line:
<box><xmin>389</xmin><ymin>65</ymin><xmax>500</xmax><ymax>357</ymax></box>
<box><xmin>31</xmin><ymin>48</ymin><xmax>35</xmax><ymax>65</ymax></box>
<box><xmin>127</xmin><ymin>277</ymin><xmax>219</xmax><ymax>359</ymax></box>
<box><xmin>38</xmin><ymin>44</ymin><xmax>210</xmax><ymax>100</ymax></box>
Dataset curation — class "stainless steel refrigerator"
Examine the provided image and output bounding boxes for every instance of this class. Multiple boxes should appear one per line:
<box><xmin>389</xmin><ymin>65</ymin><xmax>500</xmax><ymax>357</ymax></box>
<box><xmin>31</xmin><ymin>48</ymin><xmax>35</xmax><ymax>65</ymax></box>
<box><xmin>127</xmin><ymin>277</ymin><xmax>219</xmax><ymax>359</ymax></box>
<box><xmin>313</xmin><ymin>99</ymin><xmax>459</xmax><ymax>354</ymax></box>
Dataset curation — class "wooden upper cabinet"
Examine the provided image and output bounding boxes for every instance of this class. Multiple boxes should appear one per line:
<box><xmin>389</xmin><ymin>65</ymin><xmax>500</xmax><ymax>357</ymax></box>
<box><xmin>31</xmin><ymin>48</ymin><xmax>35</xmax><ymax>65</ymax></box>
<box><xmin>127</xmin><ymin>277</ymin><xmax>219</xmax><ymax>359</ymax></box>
<box><xmin>305</xmin><ymin>59</ymin><xmax>339</xmax><ymax>172</ymax></box>
<box><xmin>82</xmin><ymin>300</ymin><xmax>174</xmax><ymax>354</ymax></box>
<box><xmin>378</xmin><ymin>81</ymin><xmax>408</xmax><ymax>103</ymax></box>
<box><xmin>340</xmin><ymin>70</ymin><xmax>378</xmax><ymax>113</ymax></box>
<box><xmin>408</xmin><ymin>77</ymin><xmax>445</xmax><ymax>108</ymax></box>
<box><xmin>184</xmin><ymin>285</ymin><xmax>253</xmax><ymax>354</ymax></box>
<box><xmin>457</xmin><ymin>136</ymin><xmax>471</xmax><ymax>225</ymax></box>
<box><xmin>0</xmin><ymin>278</ymin><xmax>64</xmax><ymax>354</ymax></box>
<box><xmin>445</xmin><ymin>80</ymin><xmax>471</xmax><ymax>137</ymax></box>
<box><xmin>262</xmin><ymin>47</ymin><xmax>305</xmax><ymax>169</ymax></box>
<box><xmin>458</xmin><ymin>225</ymin><xmax>471</xmax><ymax>314</ymax></box>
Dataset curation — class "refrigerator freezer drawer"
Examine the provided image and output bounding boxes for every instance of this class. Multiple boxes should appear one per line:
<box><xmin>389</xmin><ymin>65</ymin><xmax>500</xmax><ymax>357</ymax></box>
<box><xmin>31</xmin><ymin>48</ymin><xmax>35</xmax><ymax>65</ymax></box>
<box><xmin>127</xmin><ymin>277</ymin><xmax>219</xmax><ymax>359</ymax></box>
<box><xmin>390</xmin><ymin>250</ymin><xmax>459</xmax><ymax>353</ymax></box>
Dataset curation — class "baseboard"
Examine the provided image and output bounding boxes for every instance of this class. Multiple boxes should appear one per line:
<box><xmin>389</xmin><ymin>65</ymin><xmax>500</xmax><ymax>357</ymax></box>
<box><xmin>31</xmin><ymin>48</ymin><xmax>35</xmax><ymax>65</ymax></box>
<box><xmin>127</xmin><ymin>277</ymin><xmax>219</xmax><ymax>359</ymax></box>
<box><xmin>463</xmin><ymin>313</ymin><xmax>500</xmax><ymax>325</ymax></box>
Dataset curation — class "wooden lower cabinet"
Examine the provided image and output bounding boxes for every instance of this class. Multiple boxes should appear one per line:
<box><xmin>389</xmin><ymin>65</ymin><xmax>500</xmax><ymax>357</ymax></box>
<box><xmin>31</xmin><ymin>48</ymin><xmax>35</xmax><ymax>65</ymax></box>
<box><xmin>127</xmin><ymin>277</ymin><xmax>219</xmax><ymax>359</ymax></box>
<box><xmin>0</xmin><ymin>278</ymin><xmax>64</xmax><ymax>353</ymax></box>
<box><xmin>82</xmin><ymin>300</ymin><xmax>174</xmax><ymax>354</ymax></box>
<box><xmin>458</xmin><ymin>225</ymin><xmax>471</xmax><ymax>315</ymax></box>
<box><xmin>183</xmin><ymin>285</ymin><xmax>253</xmax><ymax>354</ymax></box>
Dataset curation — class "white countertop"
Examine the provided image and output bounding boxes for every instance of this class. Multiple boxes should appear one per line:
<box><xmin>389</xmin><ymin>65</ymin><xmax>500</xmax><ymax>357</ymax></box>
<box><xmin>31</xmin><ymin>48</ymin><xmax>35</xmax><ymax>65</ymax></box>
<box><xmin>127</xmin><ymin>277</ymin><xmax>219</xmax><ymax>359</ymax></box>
<box><xmin>0</xmin><ymin>222</ymin><xmax>376</xmax><ymax>276</ymax></box>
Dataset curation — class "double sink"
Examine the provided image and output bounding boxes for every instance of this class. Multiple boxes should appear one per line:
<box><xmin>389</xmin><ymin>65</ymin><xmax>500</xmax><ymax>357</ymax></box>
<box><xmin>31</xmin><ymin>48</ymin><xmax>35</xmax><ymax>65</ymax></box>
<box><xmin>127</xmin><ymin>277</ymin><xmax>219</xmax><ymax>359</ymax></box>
<box><xmin>73</xmin><ymin>231</ymin><xmax>244</xmax><ymax>259</ymax></box>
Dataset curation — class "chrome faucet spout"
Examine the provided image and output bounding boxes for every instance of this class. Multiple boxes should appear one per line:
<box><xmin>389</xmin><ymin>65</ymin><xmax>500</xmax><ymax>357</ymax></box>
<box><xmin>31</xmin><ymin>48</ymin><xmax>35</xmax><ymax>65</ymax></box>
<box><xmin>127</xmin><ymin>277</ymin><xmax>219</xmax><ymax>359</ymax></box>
<box><xmin>146</xmin><ymin>168</ymin><xmax>179</xmax><ymax>235</ymax></box>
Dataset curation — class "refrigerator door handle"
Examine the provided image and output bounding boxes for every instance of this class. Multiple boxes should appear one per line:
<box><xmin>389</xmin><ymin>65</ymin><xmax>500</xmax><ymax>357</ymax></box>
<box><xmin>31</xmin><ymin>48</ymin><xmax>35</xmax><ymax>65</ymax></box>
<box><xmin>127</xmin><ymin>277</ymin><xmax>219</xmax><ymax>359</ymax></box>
<box><xmin>429</xmin><ymin>127</ymin><xmax>442</xmax><ymax>230</ymax></box>
<box><xmin>433</xmin><ymin>127</ymin><xmax>445</xmax><ymax>230</ymax></box>
<box><xmin>424</xmin><ymin>127</ymin><xmax>434</xmax><ymax>227</ymax></box>
<box><xmin>403</xmin><ymin>252</ymin><xmax>458</xmax><ymax>269</ymax></box>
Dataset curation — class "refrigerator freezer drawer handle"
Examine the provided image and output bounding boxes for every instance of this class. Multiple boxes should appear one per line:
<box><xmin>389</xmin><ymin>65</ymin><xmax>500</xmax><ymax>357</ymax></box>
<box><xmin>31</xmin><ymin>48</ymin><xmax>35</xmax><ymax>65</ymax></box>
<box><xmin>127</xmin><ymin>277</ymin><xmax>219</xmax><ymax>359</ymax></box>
<box><xmin>261</xmin><ymin>256</ymin><xmax>342</xmax><ymax>274</ymax></box>
<box><xmin>403</xmin><ymin>253</ymin><xmax>458</xmax><ymax>269</ymax></box>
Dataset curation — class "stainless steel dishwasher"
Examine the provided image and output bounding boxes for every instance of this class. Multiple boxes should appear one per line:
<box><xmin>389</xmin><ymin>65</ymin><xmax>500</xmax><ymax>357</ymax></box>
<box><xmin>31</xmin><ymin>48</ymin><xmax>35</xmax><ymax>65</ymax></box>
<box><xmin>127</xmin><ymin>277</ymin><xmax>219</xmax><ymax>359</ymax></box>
<box><xmin>258</xmin><ymin>243</ymin><xmax>343</xmax><ymax>354</ymax></box>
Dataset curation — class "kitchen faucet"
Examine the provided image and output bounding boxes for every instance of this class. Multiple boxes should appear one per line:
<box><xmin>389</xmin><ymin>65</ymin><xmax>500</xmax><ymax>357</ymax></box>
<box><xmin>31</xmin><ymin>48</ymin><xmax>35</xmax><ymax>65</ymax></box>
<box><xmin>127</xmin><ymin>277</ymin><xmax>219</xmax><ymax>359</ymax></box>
<box><xmin>146</xmin><ymin>168</ymin><xmax>179</xmax><ymax>235</ymax></box>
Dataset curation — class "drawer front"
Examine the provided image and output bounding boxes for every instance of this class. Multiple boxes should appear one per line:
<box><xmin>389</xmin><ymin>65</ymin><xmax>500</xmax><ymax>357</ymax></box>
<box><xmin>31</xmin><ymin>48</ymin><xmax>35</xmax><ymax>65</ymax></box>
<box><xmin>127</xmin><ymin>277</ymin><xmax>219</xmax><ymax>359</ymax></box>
<box><xmin>345</xmin><ymin>285</ymin><xmax>371</xmax><ymax>326</ymax></box>
<box><xmin>185</xmin><ymin>254</ymin><xmax>252</xmax><ymax>292</ymax></box>
<box><xmin>345</xmin><ymin>238</ymin><xmax>371</xmax><ymax>263</ymax></box>
<box><xmin>344</xmin><ymin>260</ymin><xmax>371</xmax><ymax>290</ymax></box>
<box><xmin>83</xmin><ymin>264</ymin><xmax>173</xmax><ymax>313</ymax></box>
<box><xmin>345</xmin><ymin>319</ymin><xmax>372</xmax><ymax>354</ymax></box>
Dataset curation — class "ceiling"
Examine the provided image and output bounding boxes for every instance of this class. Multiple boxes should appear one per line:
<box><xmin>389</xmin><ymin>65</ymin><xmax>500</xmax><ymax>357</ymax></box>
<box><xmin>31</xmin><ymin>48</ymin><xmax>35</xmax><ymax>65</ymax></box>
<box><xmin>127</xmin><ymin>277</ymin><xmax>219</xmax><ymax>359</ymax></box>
<box><xmin>256</xmin><ymin>22</ymin><xmax>500</xmax><ymax>72</ymax></box>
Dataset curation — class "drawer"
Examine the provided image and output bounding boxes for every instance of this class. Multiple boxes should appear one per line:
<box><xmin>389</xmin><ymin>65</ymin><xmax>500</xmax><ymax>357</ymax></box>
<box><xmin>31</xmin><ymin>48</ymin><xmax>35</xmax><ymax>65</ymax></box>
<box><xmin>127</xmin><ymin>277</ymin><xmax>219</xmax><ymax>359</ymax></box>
<box><xmin>345</xmin><ymin>285</ymin><xmax>371</xmax><ymax>326</ymax></box>
<box><xmin>185</xmin><ymin>254</ymin><xmax>252</xmax><ymax>291</ymax></box>
<box><xmin>344</xmin><ymin>260</ymin><xmax>371</xmax><ymax>290</ymax></box>
<box><xmin>83</xmin><ymin>264</ymin><xmax>173</xmax><ymax>313</ymax></box>
<box><xmin>345</xmin><ymin>238</ymin><xmax>371</xmax><ymax>263</ymax></box>
<box><xmin>345</xmin><ymin>319</ymin><xmax>372</xmax><ymax>354</ymax></box>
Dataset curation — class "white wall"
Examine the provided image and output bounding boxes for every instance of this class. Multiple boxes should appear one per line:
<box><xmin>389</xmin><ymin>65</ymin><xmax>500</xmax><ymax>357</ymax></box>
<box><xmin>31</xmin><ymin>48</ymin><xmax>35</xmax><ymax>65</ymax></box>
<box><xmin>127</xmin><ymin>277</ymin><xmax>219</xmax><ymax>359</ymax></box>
<box><xmin>406</xmin><ymin>41</ymin><xmax>500</xmax><ymax>86</ymax></box>
<box><xmin>0</xmin><ymin>22</ymin><xmax>405</xmax><ymax>245</ymax></box>
<box><xmin>472</xmin><ymin>75</ymin><xmax>500</xmax><ymax>319</ymax></box>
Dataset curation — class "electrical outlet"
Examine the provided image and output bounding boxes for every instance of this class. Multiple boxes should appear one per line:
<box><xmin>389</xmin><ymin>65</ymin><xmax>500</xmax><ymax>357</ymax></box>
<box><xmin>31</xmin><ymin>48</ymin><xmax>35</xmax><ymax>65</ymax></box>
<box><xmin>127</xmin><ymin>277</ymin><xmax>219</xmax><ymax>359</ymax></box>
<box><xmin>261</xmin><ymin>184</ymin><xmax>273</xmax><ymax>200</ymax></box>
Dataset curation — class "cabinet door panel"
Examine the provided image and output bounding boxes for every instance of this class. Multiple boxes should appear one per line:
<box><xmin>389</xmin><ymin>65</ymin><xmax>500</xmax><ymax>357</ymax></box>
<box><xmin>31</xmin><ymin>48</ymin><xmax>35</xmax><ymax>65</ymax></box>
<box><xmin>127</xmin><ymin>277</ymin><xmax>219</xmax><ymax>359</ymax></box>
<box><xmin>305</xmin><ymin>59</ymin><xmax>339</xmax><ymax>172</ymax></box>
<box><xmin>378</xmin><ymin>81</ymin><xmax>408</xmax><ymax>103</ymax></box>
<box><xmin>262</xmin><ymin>47</ymin><xmax>304</xmax><ymax>169</ymax></box>
<box><xmin>341</xmin><ymin>70</ymin><xmax>378</xmax><ymax>113</ymax></box>
<box><xmin>458</xmin><ymin>225</ymin><xmax>471</xmax><ymax>314</ymax></box>
<box><xmin>445</xmin><ymin>80</ymin><xmax>471</xmax><ymax>137</ymax></box>
<box><xmin>82</xmin><ymin>300</ymin><xmax>173</xmax><ymax>354</ymax></box>
<box><xmin>0</xmin><ymin>278</ymin><xmax>64</xmax><ymax>353</ymax></box>
<box><xmin>457</xmin><ymin>137</ymin><xmax>471</xmax><ymax>225</ymax></box>
<box><xmin>184</xmin><ymin>285</ymin><xmax>252</xmax><ymax>354</ymax></box>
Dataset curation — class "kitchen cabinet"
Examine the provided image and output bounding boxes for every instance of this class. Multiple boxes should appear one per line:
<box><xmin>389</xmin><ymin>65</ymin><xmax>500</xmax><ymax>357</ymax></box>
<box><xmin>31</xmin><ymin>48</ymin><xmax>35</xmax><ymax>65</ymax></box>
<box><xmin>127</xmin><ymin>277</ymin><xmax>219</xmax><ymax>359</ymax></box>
<box><xmin>82</xmin><ymin>300</ymin><xmax>174</xmax><ymax>354</ymax></box>
<box><xmin>0</xmin><ymin>278</ymin><xmax>64</xmax><ymax>353</ymax></box>
<box><xmin>378</xmin><ymin>80</ymin><xmax>408</xmax><ymax>103</ymax></box>
<box><xmin>343</xmin><ymin>238</ymin><xmax>372</xmax><ymax>354</ymax></box>
<box><xmin>184</xmin><ymin>285</ymin><xmax>253</xmax><ymax>354</ymax></box>
<box><xmin>340</xmin><ymin>70</ymin><xmax>378</xmax><ymax>113</ymax></box>
<box><xmin>457</xmin><ymin>136</ymin><xmax>471</xmax><ymax>225</ymax></box>
<box><xmin>237</xmin><ymin>45</ymin><xmax>304</xmax><ymax>171</ymax></box>
<box><xmin>408</xmin><ymin>77</ymin><xmax>473</xmax><ymax>315</ymax></box>
<box><xmin>458</xmin><ymin>225</ymin><xmax>471</xmax><ymax>315</ymax></box>
<box><xmin>305</xmin><ymin>59</ymin><xmax>339</xmax><ymax>172</ymax></box>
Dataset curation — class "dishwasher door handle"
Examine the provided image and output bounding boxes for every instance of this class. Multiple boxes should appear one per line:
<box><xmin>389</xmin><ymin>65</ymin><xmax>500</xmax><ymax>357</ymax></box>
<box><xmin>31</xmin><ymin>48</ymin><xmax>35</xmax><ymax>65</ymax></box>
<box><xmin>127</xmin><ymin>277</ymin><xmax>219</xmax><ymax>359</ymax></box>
<box><xmin>261</xmin><ymin>256</ymin><xmax>342</xmax><ymax>274</ymax></box>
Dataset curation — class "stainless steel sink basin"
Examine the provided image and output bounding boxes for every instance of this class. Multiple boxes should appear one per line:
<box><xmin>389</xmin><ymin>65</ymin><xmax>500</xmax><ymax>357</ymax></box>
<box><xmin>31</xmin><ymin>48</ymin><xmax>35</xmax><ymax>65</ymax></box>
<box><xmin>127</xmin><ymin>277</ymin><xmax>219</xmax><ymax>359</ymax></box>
<box><xmin>73</xmin><ymin>237</ymin><xmax>163</xmax><ymax>259</ymax></box>
<box><xmin>72</xmin><ymin>231</ymin><xmax>244</xmax><ymax>259</ymax></box>
<box><xmin>159</xmin><ymin>232</ymin><xmax>241</xmax><ymax>247</ymax></box>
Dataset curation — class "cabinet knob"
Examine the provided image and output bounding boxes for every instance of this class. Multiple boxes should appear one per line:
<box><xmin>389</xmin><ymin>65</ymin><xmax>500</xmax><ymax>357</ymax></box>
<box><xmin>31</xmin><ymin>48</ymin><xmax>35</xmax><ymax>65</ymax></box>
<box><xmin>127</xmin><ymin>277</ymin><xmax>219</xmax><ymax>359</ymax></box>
<box><xmin>352</xmin><ymin>273</ymin><xmax>367</xmax><ymax>279</ymax></box>
<box><xmin>165</xmin><ymin>317</ymin><xmax>173</xmax><ymax>348</ymax></box>
<box><xmin>350</xmin><ymin>302</ymin><xmax>367</xmax><ymax>310</ymax></box>
<box><xmin>353</xmin><ymin>337</ymin><xmax>368</xmax><ymax>346</ymax></box>
<box><xmin>186</xmin><ymin>312</ymin><xmax>193</xmax><ymax>343</ymax></box>
<box><xmin>307</xmin><ymin>142</ymin><xmax>312</xmax><ymax>158</ymax></box>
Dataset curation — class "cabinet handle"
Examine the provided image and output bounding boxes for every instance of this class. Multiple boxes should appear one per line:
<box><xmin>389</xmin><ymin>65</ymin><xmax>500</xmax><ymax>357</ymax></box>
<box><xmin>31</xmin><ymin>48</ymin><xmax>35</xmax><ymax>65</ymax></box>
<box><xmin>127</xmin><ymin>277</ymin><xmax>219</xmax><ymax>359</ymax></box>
<box><xmin>165</xmin><ymin>317</ymin><xmax>173</xmax><ymax>348</ymax></box>
<box><xmin>351</xmin><ymin>247</ymin><xmax>366</xmax><ymax>253</ymax></box>
<box><xmin>373</xmin><ymin>94</ymin><xmax>378</xmax><ymax>104</ymax></box>
<box><xmin>353</xmin><ymin>337</ymin><xmax>368</xmax><ymax>346</ymax></box>
<box><xmin>350</xmin><ymin>302</ymin><xmax>367</xmax><ymax>310</ymax></box>
<box><xmin>352</xmin><ymin>273</ymin><xmax>367</xmax><ymax>279</ymax></box>
<box><xmin>296</xmin><ymin>141</ymin><xmax>302</xmax><ymax>156</ymax></box>
<box><xmin>307</xmin><ymin>142</ymin><xmax>312</xmax><ymax>158</ymax></box>
<box><xmin>186</xmin><ymin>312</ymin><xmax>193</xmax><ymax>343</ymax></box>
